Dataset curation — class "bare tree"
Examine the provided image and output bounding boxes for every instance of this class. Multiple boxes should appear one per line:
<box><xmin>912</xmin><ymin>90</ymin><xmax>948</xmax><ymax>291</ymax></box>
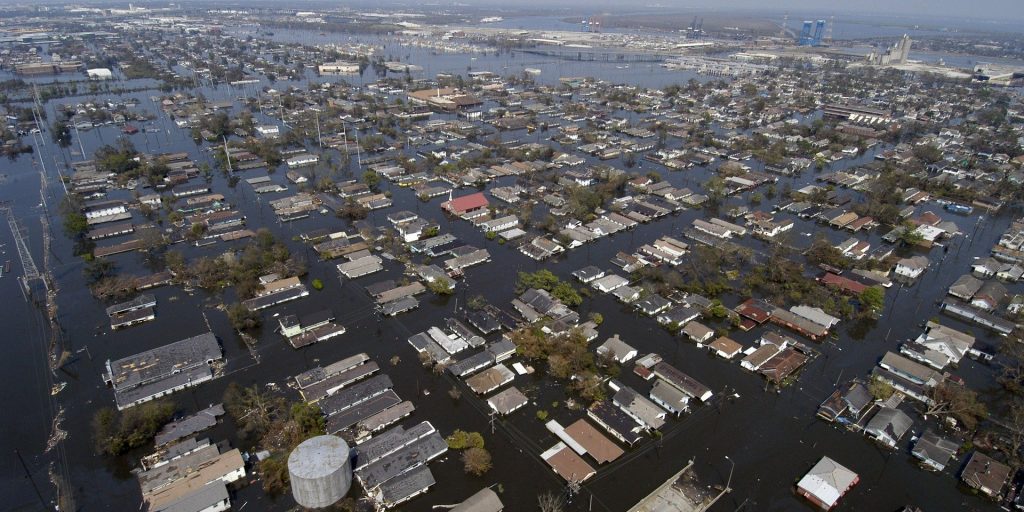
<box><xmin>924</xmin><ymin>382</ymin><xmax>987</xmax><ymax>431</ymax></box>
<box><xmin>537</xmin><ymin>491</ymin><xmax>565</xmax><ymax>512</ymax></box>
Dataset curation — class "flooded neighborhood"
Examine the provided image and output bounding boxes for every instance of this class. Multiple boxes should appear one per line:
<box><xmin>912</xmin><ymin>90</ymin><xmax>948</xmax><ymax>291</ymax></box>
<box><xmin>1</xmin><ymin>2</ymin><xmax>1024</xmax><ymax>512</ymax></box>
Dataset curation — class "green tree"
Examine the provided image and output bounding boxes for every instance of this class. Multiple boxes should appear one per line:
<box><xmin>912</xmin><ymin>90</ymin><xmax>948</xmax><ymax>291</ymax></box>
<box><xmin>859</xmin><ymin>286</ymin><xmax>885</xmax><ymax>312</ymax></box>
<box><xmin>227</xmin><ymin>303</ymin><xmax>261</xmax><ymax>331</ymax></box>
<box><xmin>428</xmin><ymin>277</ymin><xmax>454</xmax><ymax>295</ymax></box>
<box><xmin>91</xmin><ymin>400</ymin><xmax>176</xmax><ymax>455</ymax></box>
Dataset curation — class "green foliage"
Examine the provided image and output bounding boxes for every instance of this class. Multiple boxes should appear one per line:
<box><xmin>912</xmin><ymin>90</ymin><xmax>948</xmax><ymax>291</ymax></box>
<box><xmin>51</xmin><ymin>120</ymin><xmax>71</xmax><ymax>147</ymax></box>
<box><xmin>83</xmin><ymin>258</ymin><xmax>116</xmax><ymax>285</ymax></box>
<box><xmin>94</xmin><ymin>140</ymin><xmax>140</xmax><ymax>175</ymax></box>
<box><xmin>868</xmin><ymin>376</ymin><xmax>894</xmax><ymax>400</ymax></box>
<box><xmin>428</xmin><ymin>277</ymin><xmax>454</xmax><ymax>295</ymax></box>
<box><xmin>446</xmin><ymin>430</ymin><xmax>485</xmax><ymax>450</ymax></box>
<box><xmin>258</xmin><ymin>453</ymin><xmax>290</xmax><ymax>496</ymax></box>
<box><xmin>859</xmin><ymin>286</ymin><xmax>885</xmax><ymax>312</ymax></box>
<box><xmin>227</xmin><ymin>303</ymin><xmax>261</xmax><ymax>331</ymax></box>
<box><xmin>62</xmin><ymin>210</ymin><xmax>88</xmax><ymax>239</ymax></box>
<box><xmin>91</xmin><ymin>400</ymin><xmax>175</xmax><ymax>455</ymax></box>
<box><xmin>311</xmin><ymin>278</ymin><xmax>324</xmax><ymax>291</ymax></box>
<box><xmin>290</xmin><ymin>403</ymin><xmax>325</xmax><ymax>439</ymax></box>
<box><xmin>363</xmin><ymin>170</ymin><xmax>381</xmax><ymax>189</ymax></box>
<box><xmin>517</xmin><ymin>270</ymin><xmax>582</xmax><ymax>306</ymax></box>
<box><xmin>535</xmin><ymin>410</ymin><xmax>549</xmax><ymax>421</ymax></box>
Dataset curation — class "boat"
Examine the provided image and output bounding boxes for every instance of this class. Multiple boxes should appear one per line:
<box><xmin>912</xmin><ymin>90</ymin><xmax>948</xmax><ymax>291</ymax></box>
<box><xmin>51</xmin><ymin>382</ymin><xmax>66</xmax><ymax>396</ymax></box>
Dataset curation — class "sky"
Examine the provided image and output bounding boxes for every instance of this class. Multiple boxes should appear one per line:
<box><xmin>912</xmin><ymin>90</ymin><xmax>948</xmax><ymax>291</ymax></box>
<box><xmin>432</xmin><ymin>0</ymin><xmax>1024</xmax><ymax>22</ymax></box>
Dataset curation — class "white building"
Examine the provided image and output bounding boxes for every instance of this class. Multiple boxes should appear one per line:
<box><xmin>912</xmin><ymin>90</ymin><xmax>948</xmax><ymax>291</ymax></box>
<box><xmin>286</xmin><ymin>154</ymin><xmax>320</xmax><ymax>168</ymax></box>
<box><xmin>318</xmin><ymin>61</ymin><xmax>361</xmax><ymax>75</ymax></box>
<box><xmin>87</xmin><ymin>68</ymin><xmax>113</xmax><ymax>80</ymax></box>
<box><xmin>256</xmin><ymin>125</ymin><xmax>280</xmax><ymax>137</ymax></box>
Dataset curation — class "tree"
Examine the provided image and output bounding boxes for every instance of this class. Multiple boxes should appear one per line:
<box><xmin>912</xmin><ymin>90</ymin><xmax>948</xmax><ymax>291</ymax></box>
<box><xmin>227</xmin><ymin>303</ymin><xmax>261</xmax><ymax>331</ymax></box>
<box><xmin>258</xmin><ymin>453</ymin><xmax>290</xmax><ymax>496</ymax></box>
<box><xmin>868</xmin><ymin>376</ymin><xmax>894</xmax><ymax>400</ymax></box>
<box><xmin>427</xmin><ymin>277</ymin><xmax>454</xmax><ymax>295</ymax></box>
<box><xmin>925</xmin><ymin>382</ymin><xmax>987</xmax><ymax>431</ymax></box>
<box><xmin>91</xmin><ymin>400</ymin><xmax>176</xmax><ymax>455</ymax></box>
<box><xmin>859</xmin><ymin>286</ymin><xmax>885</xmax><ymax>312</ymax></box>
<box><xmin>446</xmin><ymin>430</ymin><xmax>485</xmax><ymax>450</ymax></box>
<box><xmin>363</xmin><ymin>170</ymin><xmax>381</xmax><ymax>189</ymax></box>
<box><xmin>461</xmin><ymin>447</ymin><xmax>492</xmax><ymax>476</ymax></box>
<box><xmin>223</xmin><ymin>383</ymin><xmax>284</xmax><ymax>443</ymax></box>
<box><xmin>1004</xmin><ymin>400</ymin><xmax>1024</xmax><ymax>466</ymax></box>
<box><xmin>51</xmin><ymin>120</ymin><xmax>71</xmax><ymax>147</ymax></box>
<box><xmin>538</xmin><ymin>492</ymin><xmax>566</xmax><ymax>512</ymax></box>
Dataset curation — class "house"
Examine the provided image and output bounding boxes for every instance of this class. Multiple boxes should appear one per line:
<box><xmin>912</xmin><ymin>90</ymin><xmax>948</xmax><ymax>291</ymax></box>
<box><xmin>948</xmin><ymin>274</ymin><xmax>983</xmax><ymax>300</ymax></box>
<box><xmin>900</xmin><ymin>321</ymin><xmax>974</xmax><ymax>370</ymax></box>
<box><xmin>441</xmin><ymin>192</ymin><xmax>489</xmax><ymax>216</ymax></box>
<box><xmin>790</xmin><ymin>306</ymin><xmax>840</xmax><ymax>329</ymax></box>
<box><xmin>894</xmin><ymin>256</ymin><xmax>929</xmax><ymax>279</ymax></box>
<box><xmin>592</xmin><ymin>274</ymin><xmax>629</xmax><ymax>293</ymax></box>
<box><xmin>972</xmin><ymin>257</ymin><xmax>1002</xmax><ymax>278</ymax></box>
<box><xmin>680</xmin><ymin>321</ymin><xmax>714</xmax><ymax>344</ymax></box>
<box><xmin>863</xmin><ymin>407</ymin><xmax>913</xmax><ymax>448</ymax></box>
<box><xmin>759</xmin><ymin>348</ymin><xmax>809</xmax><ymax>383</ymax></box>
<box><xmin>596</xmin><ymin>335</ymin><xmax>638</xmax><ymax>364</ymax></box>
<box><xmin>587</xmin><ymin>401</ymin><xmax>644</xmax><ymax>446</ymax></box>
<box><xmin>658</xmin><ymin>306</ymin><xmax>702</xmax><ymax>329</ymax></box>
<box><xmin>796</xmin><ymin>456</ymin><xmax>859</xmax><ymax>510</ymax></box>
<box><xmin>912</xmin><ymin>429</ymin><xmax>959</xmax><ymax>471</ymax></box>
<box><xmin>961</xmin><ymin>452</ymin><xmax>1011</xmax><ymax>499</ymax></box>
<box><xmin>707</xmin><ymin>336</ymin><xmax>743</xmax><ymax>360</ymax></box>
<box><xmin>971</xmin><ymin>281</ymin><xmax>1007</xmax><ymax>311</ymax></box>
<box><xmin>817</xmin><ymin>380</ymin><xmax>873</xmax><ymax>423</ymax></box>
<box><xmin>819</xmin><ymin>272</ymin><xmax>867</xmax><ymax>295</ymax></box>
<box><xmin>740</xmin><ymin>344</ymin><xmax>781</xmax><ymax>371</ymax></box>
<box><xmin>572</xmin><ymin>266</ymin><xmax>605</xmax><ymax>284</ymax></box>
<box><xmin>610</xmin><ymin>382</ymin><xmax>667</xmax><ymax>430</ymax></box>
<box><xmin>563</xmin><ymin>419</ymin><xmax>624</xmax><ymax>464</ymax></box>
<box><xmin>450</xmin><ymin>488</ymin><xmax>504</xmax><ymax>512</ymax></box>
<box><xmin>649</xmin><ymin>379</ymin><xmax>690</xmax><ymax>416</ymax></box>
<box><xmin>635</xmin><ymin>295</ymin><xmax>671</xmax><ymax>316</ymax></box>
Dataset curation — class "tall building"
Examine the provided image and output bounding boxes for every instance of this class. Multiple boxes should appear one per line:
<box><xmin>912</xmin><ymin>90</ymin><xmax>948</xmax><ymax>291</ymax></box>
<box><xmin>799</xmin><ymin>21</ymin><xmax>813</xmax><ymax>45</ymax></box>
<box><xmin>798</xmin><ymin>19</ymin><xmax>826</xmax><ymax>46</ymax></box>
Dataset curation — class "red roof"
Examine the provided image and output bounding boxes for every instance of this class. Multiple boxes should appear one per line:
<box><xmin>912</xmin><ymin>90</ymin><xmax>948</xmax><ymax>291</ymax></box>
<box><xmin>820</xmin><ymin>272</ymin><xmax>867</xmax><ymax>295</ymax></box>
<box><xmin>735</xmin><ymin>298</ymin><xmax>771</xmax><ymax>323</ymax></box>
<box><xmin>442</xmin><ymin>192</ymin><xmax>489</xmax><ymax>214</ymax></box>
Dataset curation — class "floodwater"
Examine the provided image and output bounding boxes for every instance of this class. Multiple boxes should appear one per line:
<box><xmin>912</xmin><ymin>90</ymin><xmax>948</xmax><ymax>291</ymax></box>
<box><xmin>0</xmin><ymin>27</ymin><xmax>1017</xmax><ymax>512</ymax></box>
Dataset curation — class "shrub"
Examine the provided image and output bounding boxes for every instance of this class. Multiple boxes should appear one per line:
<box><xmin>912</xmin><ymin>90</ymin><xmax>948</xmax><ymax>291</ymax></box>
<box><xmin>462</xmin><ymin>447</ymin><xmax>492</xmax><ymax>476</ymax></box>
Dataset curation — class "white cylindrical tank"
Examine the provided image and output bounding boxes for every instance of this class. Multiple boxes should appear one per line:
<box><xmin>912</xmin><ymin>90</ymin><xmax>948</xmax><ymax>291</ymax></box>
<box><xmin>288</xmin><ymin>435</ymin><xmax>352</xmax><ymax>508</ymax></box>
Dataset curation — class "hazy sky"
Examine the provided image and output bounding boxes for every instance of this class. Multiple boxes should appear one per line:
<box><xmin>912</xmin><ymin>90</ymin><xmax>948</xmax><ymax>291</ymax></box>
<box><xmin>442</xmin><ymin>0</ymin><xmax>1024</xmax><ymax>21</ymax></box>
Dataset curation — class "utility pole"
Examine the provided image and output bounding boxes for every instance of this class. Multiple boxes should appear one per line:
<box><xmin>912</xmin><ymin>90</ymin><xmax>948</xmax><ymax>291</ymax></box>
<box><xmin>15</xmin><ymin>449</ymin><xmax>47</xmax><ymax>509</ymax></box>
<box><xmin>700</xmin><ymin>456</ymin><xmax>735</xmax><ymax>511</ymax></box>
<box><xmin>314</xmin><ymin>110</ymin><xmax>322</xmax><ymax>148</ymax></box>
<box><xmin>222</xmin><ymin>136</ymin><xmax>233</xmax><ymax>174</ymax></box>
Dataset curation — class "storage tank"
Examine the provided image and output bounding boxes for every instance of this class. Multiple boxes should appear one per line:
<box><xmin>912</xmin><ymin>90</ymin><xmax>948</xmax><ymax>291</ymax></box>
<box><xmin>288</xmin><ymin>435</ymin><xmax>352</xmax><ymax>508</ymax></box>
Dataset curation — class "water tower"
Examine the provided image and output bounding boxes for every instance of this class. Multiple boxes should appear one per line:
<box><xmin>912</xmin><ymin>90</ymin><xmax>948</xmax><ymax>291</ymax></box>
<box><xmin>288</xmin><ymin>435</ymin><xmax>352</xmax><ymax>508</ymax></box>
